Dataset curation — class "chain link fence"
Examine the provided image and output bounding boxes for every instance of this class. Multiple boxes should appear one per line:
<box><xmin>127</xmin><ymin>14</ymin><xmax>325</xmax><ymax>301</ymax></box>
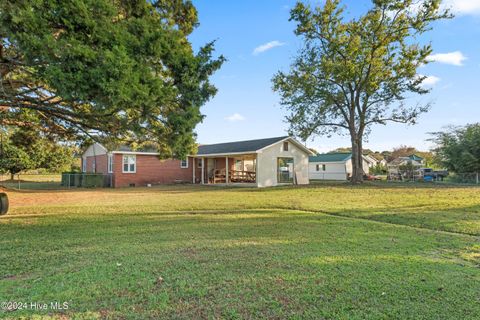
<box><xmin>441</xmin><ymin>172</ymin><xmax>479</xmax><ymax>185</ymax></box>
<box><xmin>387</xmin><ymin>172</ymin><xmax>479</xmax><ymax>185</ymax></box>
<box><xmin>0</xmin><ymin>173</ymin><xmax>113</xmax><ymax>190</ymax></box>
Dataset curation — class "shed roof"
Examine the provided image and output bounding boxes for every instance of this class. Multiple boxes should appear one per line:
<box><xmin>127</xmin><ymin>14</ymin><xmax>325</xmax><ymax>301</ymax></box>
<box><xmin>309</xmin><ymin>153</ymin><xmax>352</xmax><ymax>163</ymax></box>
<box><xmin>197</xmin><ymin>136</ymin><xmax>289</xmax><ymax>156</ymax></box>
<box><xmin>408</xmin><ymin>154</ymin><xmax>424</xmax><ymax>161</ymax></box>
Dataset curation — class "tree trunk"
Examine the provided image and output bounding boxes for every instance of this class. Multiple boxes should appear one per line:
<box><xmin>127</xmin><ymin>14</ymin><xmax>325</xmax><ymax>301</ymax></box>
<box><xmin>350</xmin><ymin>136</ymin><xmax>364</xmax><ymax>183</ymax></box>
<box><xmin>10</xmin><ymin>172</ymin><xmax>14</xmax><ymax>181</ymax></box>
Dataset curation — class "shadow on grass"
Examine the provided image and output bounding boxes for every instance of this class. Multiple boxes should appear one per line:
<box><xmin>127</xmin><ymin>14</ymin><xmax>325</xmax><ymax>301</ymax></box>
<box><xmin>319</xmin><ymin>204</ymin><xmax>480</xmax><ymax>236</ymax></box>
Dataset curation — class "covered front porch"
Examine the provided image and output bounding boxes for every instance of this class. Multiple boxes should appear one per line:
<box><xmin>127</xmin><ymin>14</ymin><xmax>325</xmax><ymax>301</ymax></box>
<box><xmin>192</xmin><ymin>154</ymin><xmax>257</xmax><ymax>186</ymax></box>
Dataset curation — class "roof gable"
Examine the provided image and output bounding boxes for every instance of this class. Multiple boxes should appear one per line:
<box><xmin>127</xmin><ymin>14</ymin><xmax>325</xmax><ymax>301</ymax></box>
<box><xmin>309</xmin><ymin>153</ymin><xmax>352</xmax><ymax>163</ymax></box>
<box><xmin>408</xmin><ymin>154</ymin><xmax>424</xmax><ymax>161</ymax></box>
<box><xmin>196</xmin><ymin>136</ymin><xmax>289</xmax><ymax>156</ymax></box>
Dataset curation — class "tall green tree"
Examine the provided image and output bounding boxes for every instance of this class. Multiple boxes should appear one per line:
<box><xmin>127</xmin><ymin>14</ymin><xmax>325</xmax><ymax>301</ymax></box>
<box><xmin>431</xmin><ymin>124</ymin><xmax>480</xmax><ymax>173</ymax></box>
<box><xmin>0</xmin><ymin>0</ymin><xmax>224</xmax><ymax>158</ymax></box>
<box><xmin>0</xmin><ymin>143</ymin><xmax>32</xmax><ymax>180</ymax></box>
<box><xmin>272</xmin><ymin>0</ymin><xmax>449</xmax><ymax>183</ymax></box>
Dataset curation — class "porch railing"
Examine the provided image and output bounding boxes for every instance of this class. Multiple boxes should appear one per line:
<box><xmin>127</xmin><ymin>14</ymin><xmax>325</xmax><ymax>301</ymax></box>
<box><xmin>210</xmin><ymin>169</ymin><xmax>256</xmax><ymax>183</ymax></box>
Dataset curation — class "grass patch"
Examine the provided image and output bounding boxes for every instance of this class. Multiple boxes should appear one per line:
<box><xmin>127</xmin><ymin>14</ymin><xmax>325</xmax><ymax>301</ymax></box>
<box><xmin>1</xmin><ymin>184</ymin><xmax>479</xmax><ymax>318</ymax></box>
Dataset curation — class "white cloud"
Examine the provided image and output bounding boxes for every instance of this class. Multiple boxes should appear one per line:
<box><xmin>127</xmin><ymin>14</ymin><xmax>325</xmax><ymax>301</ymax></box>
<box><xmin>418</xmin><ymin>75</ymin><xmax>441</xmax><ymax>87</ymax></box>
<box><xmin>442</xmin><ymin>0</ymin><xmax>480</xmax><ymax>16</ymax></box>
<box><xmin>426</xmin><ymin>51</ymin><xmax>467</xmax><ymax>66</ymax></box>
<box><xmin>252</xmin><ymin>40</ymin><xmax>285</xmax><ymax>55</ymax></box>
<box><xmin>399</xmin><ymin>1</ymin><xmax>480</xmax><ymax>18</ymax></box>
<box><xmin>225</xmin><ymin>113</ymin><xmax>246</xmax><ymax>122</ymax></box>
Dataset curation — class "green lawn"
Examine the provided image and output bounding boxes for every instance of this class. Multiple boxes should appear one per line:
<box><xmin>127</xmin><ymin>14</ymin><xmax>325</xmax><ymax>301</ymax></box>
<box><xmin>1</xmin><ymin>183</ymin><xmax>479</xmax><ymax>319</ymax></box>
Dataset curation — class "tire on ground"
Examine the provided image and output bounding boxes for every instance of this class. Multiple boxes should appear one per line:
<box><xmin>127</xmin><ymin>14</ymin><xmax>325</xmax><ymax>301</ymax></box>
<box><xmin>0</xmin><ymin>193</ymin><xmax>9</xmax><ymax>215</ymax></box>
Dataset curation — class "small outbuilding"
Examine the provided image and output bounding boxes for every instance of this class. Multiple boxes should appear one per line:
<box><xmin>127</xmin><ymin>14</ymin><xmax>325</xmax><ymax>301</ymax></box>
<box><xmin>309</xmin><ymin>152</ymin><xmax>370</xmax><ymax>181</ymax></box>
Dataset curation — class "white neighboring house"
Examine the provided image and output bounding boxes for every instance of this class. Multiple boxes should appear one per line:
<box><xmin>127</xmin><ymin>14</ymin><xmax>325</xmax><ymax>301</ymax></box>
<box><xmin>363</xmin><ymin>154</ymin><xmax>379</xmax><ymax>168</ymax></box>
<box><xmin>309</xmin><ymin>153</ymin><xmax>371</xmax><ymax>181</ymax></box>
<box><xmin>387</xmin><ymin>154</ymin><xmax>425</xmax><ymax>175</ymax></box>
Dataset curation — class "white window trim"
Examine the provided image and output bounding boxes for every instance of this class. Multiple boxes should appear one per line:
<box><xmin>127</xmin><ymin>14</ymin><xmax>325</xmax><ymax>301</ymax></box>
<box><xmin>82</xmin><ymin>158</ymin><xmax>87</xmax><ymax>173</ymax></box>
<box><xmin>122</xmin><ymin>154</ymin><xmax>136</xmax><ymax>173</ymax></box>
<box><xmin>180</xmin><ymin>158</ymin><xmax>188</xmax><ymax>169</ymax></box>
<box><xmin>108</xmin><ymin>154</ymin><xmax>113</xmax><ymax>173</ymax></box>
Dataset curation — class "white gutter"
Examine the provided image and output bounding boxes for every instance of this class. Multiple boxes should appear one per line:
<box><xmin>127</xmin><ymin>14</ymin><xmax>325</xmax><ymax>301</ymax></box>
<box><xmin>111</xmin><ymin>151</ymin><xmax>160</xmax><ymax>156</ymax></box>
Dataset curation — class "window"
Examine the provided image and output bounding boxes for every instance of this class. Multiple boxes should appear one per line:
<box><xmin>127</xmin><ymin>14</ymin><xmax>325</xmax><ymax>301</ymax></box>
<box><xmin>92</xmin><ymin>160</ymin><xmax>96</xmax><ymax>173</ymax></box>
<box><xmin>82</xmin><ymin>158</ymin><xmax>87</xmax><ymax>173</ymax></box>
<box><xmin>277</xmin><ymin>157</ymin><xmax>294</xmax><ymax>183</ymax></box>
<box><xmin>108</xmin><ymin>154</ymin><xmax>113</xmax><ymax>173</ymax></box>
<box><xmin>180</xmin><ymin>158</ymin><xmax>188</xmax><ymax>168</ymax></box>
<box><xmin>316</xmin><ymin>164</ymin><xmax>320</xmax><ymax>171</ymax></box>
<box><xmin>283</xmin><ymin>141</ymin><xmax>289</xmax><ymax>151</ymax></box>
<box><xmin>198</xmin><ymin>159</ymin><xmax>203</xmax><ymax>168</ymax></box>
<box><xmin>322</xmin><ymin>164</ymin><xmax>326</xmax><ymax>171</ymax></box>
<box><xmin>122</xmin><ymin>155</ymin><xmax>136</xmax><ymax>173</ymax></box>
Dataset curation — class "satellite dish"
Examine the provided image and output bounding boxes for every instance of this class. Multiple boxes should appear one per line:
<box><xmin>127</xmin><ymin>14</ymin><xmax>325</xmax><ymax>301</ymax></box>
<box><xmin>0</xmin><ymin>193</ymin><xmax>8</xmax><ymax>215</ymax></box>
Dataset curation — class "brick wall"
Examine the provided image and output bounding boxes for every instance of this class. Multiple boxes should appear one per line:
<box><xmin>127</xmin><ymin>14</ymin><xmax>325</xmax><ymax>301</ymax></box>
<box><xmin>112</xmin><ymin>154</ymin><xmax>194</xmax><ymax>187</ymax></box>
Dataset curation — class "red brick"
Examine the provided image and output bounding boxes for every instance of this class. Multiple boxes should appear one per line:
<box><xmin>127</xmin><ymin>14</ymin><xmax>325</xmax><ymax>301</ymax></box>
<box><xmin>112</xmin><ymin>154</ymin><xmax>194</xmax><ymax>187</ymax></box>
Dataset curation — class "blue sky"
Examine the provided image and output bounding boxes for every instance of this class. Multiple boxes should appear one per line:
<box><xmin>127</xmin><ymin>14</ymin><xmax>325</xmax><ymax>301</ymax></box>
<box><xmin>189</xmin><ymin>0</ymin><xmax>480</xmax><ymax>153</ymax></box>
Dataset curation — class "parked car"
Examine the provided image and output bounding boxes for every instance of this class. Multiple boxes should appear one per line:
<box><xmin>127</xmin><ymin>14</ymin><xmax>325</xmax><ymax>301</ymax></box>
<box><xmin>364</xmin><ymin>174</ymin><xmax>382</xmax><ymax>181</ymax></box>
<box><xmin>416</xmin><ymin>168</ymin><xmax>449</xmax><ymax>181</ymax></box>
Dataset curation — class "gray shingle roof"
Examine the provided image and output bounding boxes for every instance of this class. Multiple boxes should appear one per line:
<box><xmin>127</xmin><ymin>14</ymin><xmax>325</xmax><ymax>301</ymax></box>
<box><xmin>196</xmin><ymin>136</ymin><xmax>289</xmax><ymax>156</ymax></box>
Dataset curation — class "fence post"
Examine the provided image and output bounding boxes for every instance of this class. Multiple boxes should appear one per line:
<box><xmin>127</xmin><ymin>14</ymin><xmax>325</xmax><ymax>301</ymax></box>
<box><xmin>17</xmin><ymin>174</ymin><xmax>20</xmax><ymax>190</ymax></box>
<box><xmin>476</xmin><ymin>172</ymin><xmax>479</xmax><ymax>185</ymax></box>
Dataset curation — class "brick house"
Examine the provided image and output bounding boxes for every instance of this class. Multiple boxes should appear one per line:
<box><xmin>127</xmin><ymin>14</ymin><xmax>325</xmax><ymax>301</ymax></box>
<box><xmin>81</xmin><ymin>136</ymin><xmax>313</xmax><ymax>188</ymax></box>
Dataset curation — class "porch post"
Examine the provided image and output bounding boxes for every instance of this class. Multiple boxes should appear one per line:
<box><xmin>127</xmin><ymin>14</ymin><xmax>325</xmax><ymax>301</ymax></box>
<box><xmin>201</xmin><ymin>157</ymin><xmax>205</xmax><ymax>184</ymax></box>
<box><xmin>192</xmin><ymin>157</ymin><xmax>196</xmax><ymax>184</ymax></box>
<box><xmin>225</xmin><ymin>157</ymin><xmax>229</xmax><ymax>184</ymax></box>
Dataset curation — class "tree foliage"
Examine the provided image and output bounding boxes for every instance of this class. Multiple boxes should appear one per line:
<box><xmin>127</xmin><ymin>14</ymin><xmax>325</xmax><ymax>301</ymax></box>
<box><xmin>0</xmin><ymin>142</ymin><xmax>32</xmax><ymax>178</ymax></box>
<box><xmin>0</xmin><ymin>126</ymin><xmax>77</xmax><ymax>177</ymax></box>
<box><xmin>272</xmin><ymin>0</ymin><xmax>449</xmax><ymax>182</ymax></box>
<box><xmin>431</xmin><ymin>124</ymin><xmax>480</xmax><ymax>173</ymax></box>
<box><xmin>0</xmin><ymin>0</ymin><xmax>224</xmax><ymax>158</ymax></box>
<box><xmin>388</xmin><ymin>145</ymin><xmax>418</xmax><ymax>161</ymax></box>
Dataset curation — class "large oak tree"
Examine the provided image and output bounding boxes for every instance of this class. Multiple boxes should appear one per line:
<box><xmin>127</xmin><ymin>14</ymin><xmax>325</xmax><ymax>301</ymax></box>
<box><xmin>273</xmin><ymin>0</ymin><xmax>449</xmax><ymax>182</ymax></box>
<box><xmin>0</xmin><ymin>0</ymin><xmax>224</xmax><ymax>158</ymax></box>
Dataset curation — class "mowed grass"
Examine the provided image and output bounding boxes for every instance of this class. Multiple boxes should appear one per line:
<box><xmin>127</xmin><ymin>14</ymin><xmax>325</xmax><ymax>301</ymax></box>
<box><xmin>1</xmin><ymin>183</ymin><xmax>479</xmax><ymax>319</ymax></box>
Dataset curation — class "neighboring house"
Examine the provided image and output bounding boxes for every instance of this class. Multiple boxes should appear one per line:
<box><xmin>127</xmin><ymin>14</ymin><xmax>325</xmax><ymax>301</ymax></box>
<box><xmin>387</xmin><ymin>154</ymin><xmax>425</xmax><ymax>173</ymax></box>
<box><xmin>387</xmin><ymin>154</ymin><xmax>426</xmax><ymax>180</ymax></box>
<box><xmin>363</xmin><ymin>154</ymin><xmax>379</xmax><ymax>168</ymax></box>
<box><xmin>309</xmin><ymin>153</ymin><xmax>371</xmax><ymax>181</ymax></box>
<box><xmin>379</xmin><ymin>159</ymin><xmax>388</xmax><ymax>167</ymax></box>
<box><xmin>81</xmin><ymin>136</ymin><xmax>313</xmax><ymax>188</ymax></box>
